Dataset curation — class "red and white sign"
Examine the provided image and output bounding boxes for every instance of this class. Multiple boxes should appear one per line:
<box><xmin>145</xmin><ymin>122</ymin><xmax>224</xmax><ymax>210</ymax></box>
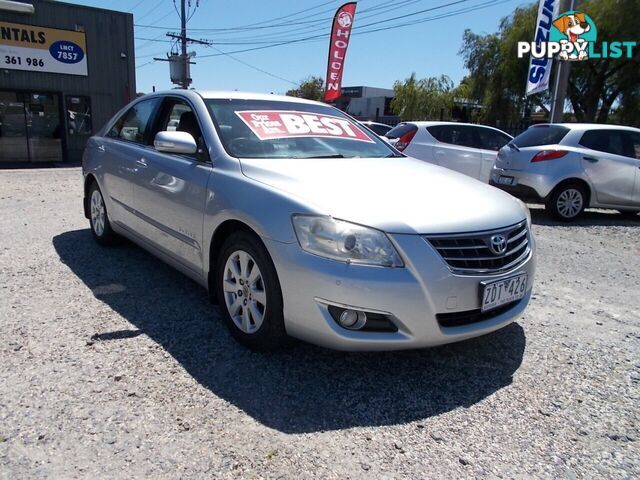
<box><xmin>235</xmin><ymin>110</ymin><xmax>374</xmax><ymax>143</ymax></box>
<box><xmin>324</xmin><ymin>2</ymin><xmax>357</xmax><ymax>102</ymax></box>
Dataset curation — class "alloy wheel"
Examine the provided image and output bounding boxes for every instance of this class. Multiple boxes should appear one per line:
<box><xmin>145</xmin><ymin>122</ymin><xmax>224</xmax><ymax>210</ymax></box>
<box><xmin>222</xmin><ymin>250</ymin><xmax>267</xmax><ymax>334</ymax></box>
<box><xmin>556</xmin><ymin>188</ymin><xmax>583</xmax><ymax>219</ymax></box>
<box><xmin>90</xmin><ymin>189</ymin><xmax>106</xmax><ymax>236</ymax></box>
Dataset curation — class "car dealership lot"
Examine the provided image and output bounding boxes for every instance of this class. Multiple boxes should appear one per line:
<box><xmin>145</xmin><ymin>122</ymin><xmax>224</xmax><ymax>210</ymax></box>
<box><xmin>0</xmin><ymin>167</ymin><xmax>638</xmax><ymax>478</ymax></box>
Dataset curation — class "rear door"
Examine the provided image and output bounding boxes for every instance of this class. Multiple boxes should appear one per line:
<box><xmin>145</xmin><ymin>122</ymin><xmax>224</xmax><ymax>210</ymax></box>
<box><xmin>429</xmin><ymin>125</ymin><xmax>483</xmax><ymax>179</ymax></box>
<box><xmin>99</xmin><ymin>97</ymin><xmax>161</xmax><ymax>228</ymax></box>
<box><xmin>131</xmin><ymin>97</ymin><xmax>212</xmax><ymax>274</ymax></box>
<box><xmin>579</xmin><ymin>129</ymin><xmax>637</xmax><ymax>206</ymax></box>
<box><xmin>476</xmin><ymin>127</ymin><xmax>512</xmax><ymax>183</ymax></box>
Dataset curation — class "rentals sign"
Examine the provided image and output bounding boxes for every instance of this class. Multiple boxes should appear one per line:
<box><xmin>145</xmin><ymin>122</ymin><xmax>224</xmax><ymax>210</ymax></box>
<box><xmin>0</xmin><ymin>21</ymin><xmax>88</xmax><ymax>76</ymax></box>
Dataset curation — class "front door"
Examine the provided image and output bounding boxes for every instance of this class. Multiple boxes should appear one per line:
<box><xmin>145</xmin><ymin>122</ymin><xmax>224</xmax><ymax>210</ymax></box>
<box><xmin>0</xmin><ymin>91</ymin><xmax>62</xmax><ymax>163</ymax></box>
<box><xmin>131</xmin><ymin>98</ymin><xmax>211</xmax><ymax>274</ymax></box>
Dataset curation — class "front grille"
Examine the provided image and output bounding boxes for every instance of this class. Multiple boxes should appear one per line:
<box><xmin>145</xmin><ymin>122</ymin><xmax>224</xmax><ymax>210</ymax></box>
<box><xmin>436</xmin><ymin>300</ymin><xmax>520</xmax><ymax>328</ymax></box>
<box><xmin>425</xmin><ymin>220</ymin><xmax>530</xmax><ymax>275</ymax></box>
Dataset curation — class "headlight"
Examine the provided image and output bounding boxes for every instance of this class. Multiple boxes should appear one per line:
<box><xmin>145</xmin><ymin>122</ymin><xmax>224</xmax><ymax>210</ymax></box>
<box><xmin>292</xmin><ymin>215</ymin><xmax>403</xmax><ymax>267</ymax></box>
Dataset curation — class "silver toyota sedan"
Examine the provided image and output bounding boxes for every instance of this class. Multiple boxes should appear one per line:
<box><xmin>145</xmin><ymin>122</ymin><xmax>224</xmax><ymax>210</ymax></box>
<box><xmin>82</xmin><ymin>90</ymin><xmax>536</xmax><ymax>351</ymax></box>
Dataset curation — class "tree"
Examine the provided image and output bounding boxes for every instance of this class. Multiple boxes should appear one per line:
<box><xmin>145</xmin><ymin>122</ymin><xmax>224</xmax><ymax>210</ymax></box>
<box><xmin>390</xmin><ymin>73</ymin><xmax>454</xmax><ymax>121</ymax></box>
<box><xmin>285</xmin><ymin>76</ymin><xmax>325</xmax><ymax>101</ymax></box>
<box><xmin>459</xmin><ymin>0</ymin><xmax>640</xmax><ymax>125</ymax></box>
<box><xmin>566</xmin><ymin>0</ymin><xmax>639</xmax><ymax>124</ymax></box>
<box><xmin>459</xmin><ymin>3</ymin><xmax>544</xmax><ymax>125</ymax></box>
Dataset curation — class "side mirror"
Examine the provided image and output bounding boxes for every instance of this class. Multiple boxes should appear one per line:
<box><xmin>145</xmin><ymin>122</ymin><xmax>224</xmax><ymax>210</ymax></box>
<box><xmin>154</xmin><ymin>131</ymin><xmax>197</xmax><ymax>154</ymax></box>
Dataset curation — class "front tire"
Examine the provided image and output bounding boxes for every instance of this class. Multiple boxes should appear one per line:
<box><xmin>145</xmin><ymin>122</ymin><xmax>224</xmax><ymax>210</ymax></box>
<box><xmin>546</xmin><ymin>183</ymin><xmax>586</xmax><ymax>221</ymax></box>
<box><xmin>215</xmin><ymin>231</ymin><xmax>287</xmax><ymax>351</ymax></box>
<box><xmin>88</xmin><ymin>182</ymin><xmax>118</xmax><ymax>245</ymax></box>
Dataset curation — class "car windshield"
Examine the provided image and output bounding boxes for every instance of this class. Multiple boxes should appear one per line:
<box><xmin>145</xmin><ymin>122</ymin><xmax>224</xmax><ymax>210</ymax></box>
<box><xmin>206</xmin><ymin>99</ymin><xmax>397</xmax><ymax>159</ymax></box>
<box><xmin>511</xmin><ymin>125</ymin><xmax>570</xmax><ymax>147</ymax></box>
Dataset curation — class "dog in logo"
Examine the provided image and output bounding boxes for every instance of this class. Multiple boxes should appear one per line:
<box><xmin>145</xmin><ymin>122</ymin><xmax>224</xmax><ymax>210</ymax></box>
<box><xmin>553</xmin><ymin>12</ymin><xmax>591</xmax><ymax>61</ymax></box>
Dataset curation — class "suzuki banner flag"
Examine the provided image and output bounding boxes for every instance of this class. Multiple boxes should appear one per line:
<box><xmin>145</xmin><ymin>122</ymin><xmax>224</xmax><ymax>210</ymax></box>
<box><xmin>324</xmin><ymin>2</ymin><xmax>357</xmax><ymax>102</ymax></box>
<box><xmin>525</xmin><ymin>0</ymin><xmax>560</xmax><ymax>96</ymax></box>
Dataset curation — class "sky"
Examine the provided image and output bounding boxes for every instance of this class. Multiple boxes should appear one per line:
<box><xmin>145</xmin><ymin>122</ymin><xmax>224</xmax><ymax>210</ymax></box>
<box><xmin>69</xmin><ymin>0</ymin><xmax>531</xmax><ymax>94</ymax></box>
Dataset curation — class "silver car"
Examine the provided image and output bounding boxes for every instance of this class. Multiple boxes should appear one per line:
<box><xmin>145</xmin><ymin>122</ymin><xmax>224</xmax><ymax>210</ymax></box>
<box><xmin>82</xmin><ymin>90</ymin><xmax>535</xmax><ymax>351</ymax></box>
<box><xmin>491</xmin><ymin>123</ymin><xmax>640</xmax><ymax>221</ymax></box>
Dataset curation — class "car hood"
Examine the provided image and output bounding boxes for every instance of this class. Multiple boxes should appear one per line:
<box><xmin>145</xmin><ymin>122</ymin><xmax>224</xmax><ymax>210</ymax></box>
<box><xmin>240</xmin><ymin>156</ymin><xmax>527</xmax><ymax>234</ymax></box>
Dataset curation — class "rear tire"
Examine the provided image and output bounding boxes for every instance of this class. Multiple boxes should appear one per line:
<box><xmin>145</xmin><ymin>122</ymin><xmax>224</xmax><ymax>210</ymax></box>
<box><xmin>545</xmin><ymin>183</ymin><xmax>587</xmax><ymax>222</ymax></box>
<box><xmin>88</xmin><ymin>182</ymin><xmax>118</xmax><ymax>246</ymax></box>
<box><xmin>215</xmin><ymin>231</ymin><xmax>287</xmax><ymax>351</ymax></box>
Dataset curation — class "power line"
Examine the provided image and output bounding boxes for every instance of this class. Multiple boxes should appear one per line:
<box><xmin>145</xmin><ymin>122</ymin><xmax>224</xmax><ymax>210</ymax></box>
<box><xmin>135</xmin><ymin>0</ymin><xmax>464</xmax><ymax>45</ymax></box>
<box><xmin>133</xmin><ymin>0</ymin><xmax>423</xmax><ymax>35</ymax></box>
<box><xmin>197</xmin><ymin>0</ymin><xmax>473</xmax><ymax>47</ymax></box>
<box><xmin>128</xmin><ymin>0</ymin><xmax>148</xmax><ymax>13</ymax></box>
<box><xmin>208</xmin><ymin>46</ymin><xmax>297</xmax><ymax>85</ymax></box>
<box><xmin>196</xmin><ymin>0</ymin><xmax>507</xmax><ymax>57</ymax></box>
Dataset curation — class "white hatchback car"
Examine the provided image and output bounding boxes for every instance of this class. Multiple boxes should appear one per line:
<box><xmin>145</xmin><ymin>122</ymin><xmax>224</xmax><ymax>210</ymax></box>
<box><xmin>385</xmin><ymin>122</ymin><xmax>513</xmax><ymax>183</ymax></box>
<box><xmin>491</xmin><ymin>123</ymin><xmax>640</xmax><ymax>221</ymax></box>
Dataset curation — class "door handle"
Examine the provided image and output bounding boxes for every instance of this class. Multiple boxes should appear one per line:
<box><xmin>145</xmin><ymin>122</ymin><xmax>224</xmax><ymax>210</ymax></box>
<box><xmin>97</xmin><ymin>145</ymin><xmax>106</xmax><ymax>153</ymax></box>
<box><xmin>135</xmin><ymin>158</ymin><xmax>148</xmax><ymax>168</ymax></box>
<box><xmin>583</xmin><ymin>156</ymin><xmax>599</xmax><ymax>163</ymax></box>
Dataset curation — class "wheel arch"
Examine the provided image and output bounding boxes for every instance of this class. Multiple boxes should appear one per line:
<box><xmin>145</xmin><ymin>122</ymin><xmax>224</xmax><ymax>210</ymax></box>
<box><xmin>207</xmin><ymin>219</ymin><xmax>265</xmax><ymax>300</ymax></box>
<box><xmin>549</xmin><ymin>177</ymin><xmax>592</xmax><ymax>206</ymax></box>
<box><xmin>83</xmin><ymin>173</ymin><xmax>98</xmax><ymax>219</ymax></box>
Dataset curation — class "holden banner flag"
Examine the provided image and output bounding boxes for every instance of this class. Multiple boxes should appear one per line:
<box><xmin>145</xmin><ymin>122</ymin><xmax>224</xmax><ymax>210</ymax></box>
<box><xmin>525</xmin><ymin>0</ymin><xmax>559</xmax><ymax>96</ymax></box>
<box><xmin>324</xmin><ymin>2</ymin><xmax>357</xmax><ymax>102</ymax></box>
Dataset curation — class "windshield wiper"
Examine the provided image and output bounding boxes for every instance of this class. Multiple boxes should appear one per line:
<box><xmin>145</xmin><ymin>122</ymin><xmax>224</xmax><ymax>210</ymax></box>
<box><xmin>296</xmin><ymin>154</ymin><xmax>345</xmax><ymax>159</ymax></box>
<box><xmin>385</xmin><ymin>153</ymin><xmax>405</xmax><ymax>158</ymax></box>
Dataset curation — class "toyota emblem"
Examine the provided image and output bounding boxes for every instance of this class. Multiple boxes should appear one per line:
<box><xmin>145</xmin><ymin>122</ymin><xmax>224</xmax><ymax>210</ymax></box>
<box><xmin>489</xmin><ymin>234</ymin><xmax>508</xmax><ymax>255</ymax></box>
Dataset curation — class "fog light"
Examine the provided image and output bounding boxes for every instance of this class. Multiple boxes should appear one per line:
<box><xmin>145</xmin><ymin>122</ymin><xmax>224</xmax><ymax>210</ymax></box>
<box><xmin>339</xmin><ymin>309</ymin><xmax>367</xmax><ymax>330</ymax></box>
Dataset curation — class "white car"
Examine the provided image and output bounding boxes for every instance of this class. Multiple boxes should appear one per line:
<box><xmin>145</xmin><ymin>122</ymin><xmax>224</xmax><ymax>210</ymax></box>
<box><xmin>385</xmin><ymin>122</ymin><xmax>513</xmax><ymax>183</ymax></box>
<box><xmin>491</xmin><ymin>123</ymin><xmax>640</xmax><ymax>220</ymax></box>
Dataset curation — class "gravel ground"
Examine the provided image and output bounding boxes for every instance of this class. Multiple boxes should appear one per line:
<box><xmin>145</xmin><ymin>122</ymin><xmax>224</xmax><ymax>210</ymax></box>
<box><xmin>0</xmin><ymin>167</ymin><xmax>638</xmax><ymax>479</ymax></box>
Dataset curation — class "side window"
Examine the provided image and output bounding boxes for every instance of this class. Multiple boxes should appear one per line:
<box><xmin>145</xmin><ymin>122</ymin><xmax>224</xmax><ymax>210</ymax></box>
<box><xmin>450</xmin><ymin>126</ymin><xmax>476</xmax><ymax>148</ymax></box>
<box><xmin>154</xmin><ymin>99</ymin><xmax>207</xmax><ymax>160</ymax></box>
<box><xmin>429</xmin><ymin>125</ymin><xmax>476</xmax><ymax>148</ymax></box>
<box><xmin>478</xmin><ymin>128</ymin><xmax>511</xmax><ymax>151</ymax></box>
<box><xmin>108</xmin><ymin>98</ymin><xmax>160</xmax><ymax>145</ymax></box>
<box><xmin>579</xmin><ymin>130</ymin><xmax>627</xmax><ymax>157</ymax></box>
<box><xmin>427</xmin><ymin>125</ymin><xmax>453</xmax><ymax>143</ymax></box>
<box><xmin>622</xmin><ymin>131</ymin><xmax>640</xmax><ymax>159</ymax></box>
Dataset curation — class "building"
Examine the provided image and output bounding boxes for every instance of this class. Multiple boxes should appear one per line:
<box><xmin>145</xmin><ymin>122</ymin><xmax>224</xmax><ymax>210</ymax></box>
<box><xmin>337</xmin><ymin>86</ymin><xmax>399</xmax><ymax>125</ymax></box>
<box><xmin>0</xmin><ymin>0</ymin><xmax>135</xmax><ymax>164</ymax></box>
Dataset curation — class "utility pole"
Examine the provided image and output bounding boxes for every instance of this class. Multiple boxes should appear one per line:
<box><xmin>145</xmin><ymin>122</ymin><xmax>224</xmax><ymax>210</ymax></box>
<box><xmin>154</xmin><ymin>0</ymin><xmax>210</xmax><ymax>89</ymax></box>
<box><xmin>549</xmin><ymin>0</ymin><xmax>575</xmax><ymax>123</ymax></box>
<box><xmin>180</xmin><ymin>0</ymin><xmax>188</xmax><ymax>89</ymax></box>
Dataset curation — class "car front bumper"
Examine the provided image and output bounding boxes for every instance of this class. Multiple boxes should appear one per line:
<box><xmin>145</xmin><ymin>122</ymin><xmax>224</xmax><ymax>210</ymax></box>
<box><xmin>263</xmin><ymin>231</ymin><xmax>536</xmax><ymax>351</ymax></box>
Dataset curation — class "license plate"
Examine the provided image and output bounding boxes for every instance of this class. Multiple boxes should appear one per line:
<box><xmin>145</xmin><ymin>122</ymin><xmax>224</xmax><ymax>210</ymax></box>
<box><xmin>497</xmin><ymin>175</ymin><xmax>516</xmax><ymax>186</ymax></box>
<box><xmin>481</xmin><ymin>273</ymin><xmax>528</xmax><ymax>312</ymax></box>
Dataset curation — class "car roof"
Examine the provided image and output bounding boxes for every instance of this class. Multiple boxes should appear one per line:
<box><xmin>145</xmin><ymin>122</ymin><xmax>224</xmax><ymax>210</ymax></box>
<box><xmin>146</xmin><ymin>89</ymin><xmax>325</xmax><ymax>107</ymax></box>
<box><xmin>396</xmin><ymin>121</ymin><xmax>511</xmax><ymax>135</ymax></box>
<box><xmin>361</xmin><ymin>121</ymin><xmax>390</xmax><ymax>127</ymax></box>
<box><xmin>531</xmin><ymin>123</ymin><xmax>640</xmax><ymax>132</ymax></box>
